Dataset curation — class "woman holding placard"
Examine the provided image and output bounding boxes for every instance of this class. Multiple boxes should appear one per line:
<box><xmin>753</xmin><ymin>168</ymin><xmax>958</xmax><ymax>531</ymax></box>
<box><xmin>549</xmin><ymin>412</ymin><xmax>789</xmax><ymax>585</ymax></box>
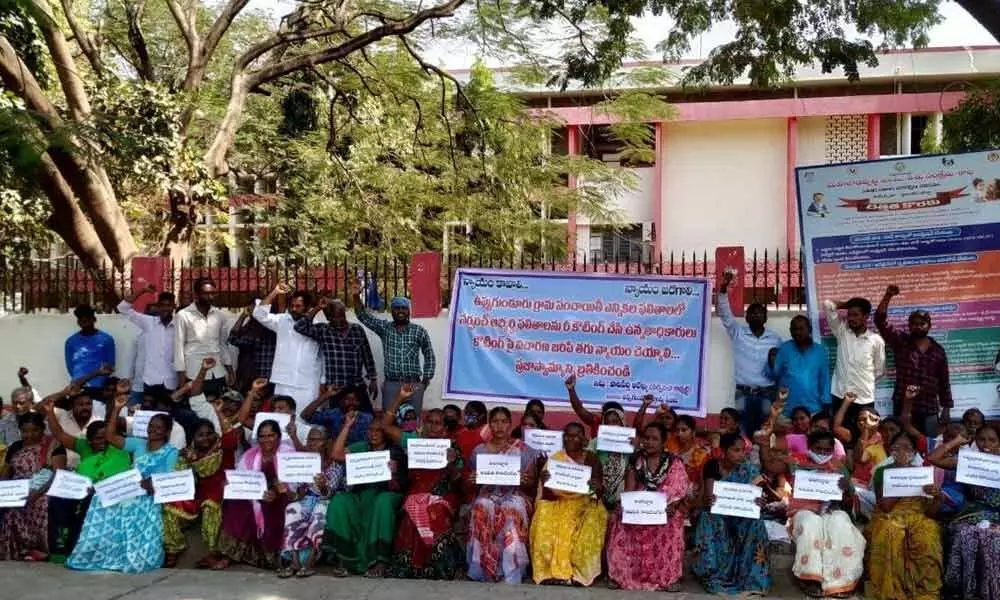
<box><xmin>692</xmin><ymin>432</ymin><xmax>770</xmax><ymax>595</ymax></box>
<box><xmin>0</xmin><ymin>411</ymin><xmax>65</xmax><ymax>561</ymax></box>
<box><xmin>467</xmin><ymin>406</ymin><xmax>540</xmax><ymax>584</ymax></box>
<box><xmin>279</xmin><ymin>425</ymin><xmax>344</xmax><ymax>578</ymax></box>
<box><xmin>529</xmin><ymin>422</ymin><xmax>606</xmax><ymax>586</ymax></box>
<box><xmin>866</xmin><ymin>431</ymin><xmax>944</xmax><ymax>600</ymax></box>
<box><xmin>214</xmin><ymin>420</ymin><xmax>290</xmax><ymax>570</ymax></box>
<box><xmin>67</xmin><ymin>381</ymin><xmax>179</xmax><ymax>573</ymax></box>
<box><xmin>787</xmin><ymin>430</ymin><xmax>865</xmax><ymax>597</ymax></box>
<box><xmin>325</xmin><ymin>413</ymin><xmax>406</xmax><ymax>577</ymax></box>
<box><xmin>566</xmin><ymin>376</ymin><xmax>629</xmax><ymax>510</ymax></box>
<box><xmin>944</xmin><ymin>424</ymin><xmax>1000</xmax><ymax>600</ymax></box>
<box><xmin>606</xmin><ymin>422</ymin><xmax>688</xmax><ymax>591</ymax></box>
<box><xmin>383</xmin><ymin>388</ymin><xmax>466</xmax><ymax>580</ymax></box>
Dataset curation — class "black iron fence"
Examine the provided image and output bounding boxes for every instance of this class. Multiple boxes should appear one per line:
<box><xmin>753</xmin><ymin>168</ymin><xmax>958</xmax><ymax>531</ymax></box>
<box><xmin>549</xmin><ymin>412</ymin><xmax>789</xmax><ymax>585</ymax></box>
<box><xmin>0</xmin><ymin>248</ymin><xmax>805</xmax><ymax>314</ymax></box>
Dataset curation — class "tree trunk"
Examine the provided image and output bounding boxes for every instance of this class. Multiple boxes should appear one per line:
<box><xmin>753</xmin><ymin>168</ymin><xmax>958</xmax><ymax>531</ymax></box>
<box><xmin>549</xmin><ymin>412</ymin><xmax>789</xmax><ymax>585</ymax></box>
<box><xmin>204</xmin><ymin>74</ymin><xmax>250</xmax><ymax>177</ymax></box>
<box><xmin>36</xmin><ymin>153</ymin><xmax>113</xmax><ymax>270</ymax></box>
<box><xmin>159</xmin><ymin>188</ymin><xmax>197</xmax><ymax>264</ymax></box>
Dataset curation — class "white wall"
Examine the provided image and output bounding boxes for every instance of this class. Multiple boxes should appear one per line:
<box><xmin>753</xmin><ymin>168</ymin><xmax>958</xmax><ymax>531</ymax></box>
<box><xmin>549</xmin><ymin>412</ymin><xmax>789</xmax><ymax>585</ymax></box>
<box><xmin>577</xmin><ymin>167</ymin><xmax>656</xmax><ymax>225</ymax></box>
<box><xmin>662</xmin><ymin>119</ymin><xmax>787</xmax><ymax>252</ymax></box>
<box><xmin>0</xmin><ymin>310</ymin><xmax>802</xmax><ymax>417</ymax></box>
<box><xmin>797</xmin><ymin>117</ymin><xmax>826</xmax><ymax>167</ymax></box>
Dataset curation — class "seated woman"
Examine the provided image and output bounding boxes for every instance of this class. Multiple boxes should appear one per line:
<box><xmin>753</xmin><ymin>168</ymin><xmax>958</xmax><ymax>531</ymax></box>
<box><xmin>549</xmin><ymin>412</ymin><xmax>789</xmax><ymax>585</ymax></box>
<box><xmin>163</xmin><ymin>414</ymin><xmax>239</xmax><ymax>568</ymax></box>
<box><xmin>866</xmin><ymin>431</ymin><xmax>944</xmax><ymax>600</ymax></box>
<box><xmin>383</xmin><ymin>388</ymin><xmax>465</xmax><ymax>580</ymax></box>
<box><xmin>214</xmin><ymin>419</ymin><xmax>290</xmax><ymax>571</ymax></box>
<box><xmin>787</xmin><ymin>430</ymin><xmax>865</xmax><ymax>597</ymax></box>
<box><xmin>530</xmin><ymin>422</ymin><xmax>606</xmax><ymax>586</ymax></box>
<box><xmin>566</xmin><ymin>376</ymin><xmax>630</xmax><ymax>510</ymax></box>
<box><xmin>829</xmin><ymin>394</ymin><xmax>884</xmax><ymax>518</ymax></box>
<box><xmin>944</xmin><ymin>424</ymin><xmax>1000</xmax><ymax>599</ymax></box>
<box><xmin>692</xmin><ymin>432</ymin><xmax>770</xmax><ymax>595</ymax></box>
<box><xmin>326</xmin><ymin>413</ymin><xmax>406</xmax><ymax>577</ymax></box>
<box><xmin>512</xmin><ymin>399</ymin><xmax>547</xmax><ymax>439</ymax></box>
<box><xmin>279</xmin><ymin>425</ymin><xmax>344</xmax><ymax>578</ymax></box>
<box><xmin>789</xmin><ymin>407</ymin><xmax>812</xmax><ymax>435</ymax></box>
<box><xmin>963</xmin><ymin>408</ymin><xmax>985</xmax><ymax>438</ymax></box>
<box><xmin>467</xmin><ymin>406</ymin><xmax>539</xmax><ymax>584</ymax></box>
<box><xmin>0</xmin><ymin>412</ymin><xmax>66</xmax><ymax>561</ymax></box>
<box><xmin>711</xmin><ymin>408</ymin><xmax>754</xmax><ymax>461</ymax></box>
<box><xmin>67</xmin><ymin>381</ymin><xmax>179</xmax><ymax>573</ymax></box>
<box><xmin>606</xmin><ymin>422</ymin><xmax>688</xmax><ymax>591</ymax></box>
<box><xmin>672</xmin><ymin>415</ymin><xmax>710</xmax><ymax>504</ymax></box>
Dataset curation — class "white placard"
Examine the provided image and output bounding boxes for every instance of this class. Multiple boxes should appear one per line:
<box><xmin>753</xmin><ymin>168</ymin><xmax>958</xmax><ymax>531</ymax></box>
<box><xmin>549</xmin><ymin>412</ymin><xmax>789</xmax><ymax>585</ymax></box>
<box><xmin>621</xmin><ymin>491</ymin><xmax>668</xmax><ymax>525</ymax></box>
<box><xmin>277</xmin><ymin>452</ymin><xmax>323</xmax><ymax>484</ymax></box>
<box><xmin>46</xmin><ymin>470</ymin><xmax>92</xmax><ymax>500</ymax></box>
<box><xmin>224</xmin><ymin>470</ymin><xmax>268</xmax><ymax>500</ymax></box>
<box><xmin>0</xmin><ymin>479</ymin><xmax>30</xmax><ymax>508</ymax></box>
<box><xmin>252</xmin><ymin>412</ymin><xmax>292</xmax><ymax>438</ymax></box>
<box><xmin>957</xmin><ymin>448</ymin><xmax>1000</xmax><ymax>489</ymax></box>
<box><xmin>524</xmin><ymin>429</ymin><xmax>563</xmax><ymax>454</ymax></box>
<box><xmin>132</xmin><ymin>410</ymin><xmax>168</xmax><ymax>439</ymax></box>
<box><xmin>711</xmin><ymin>481</ymin><xmax>762</xmax><ymax>519</ymax></box>
<box><xmin>475</xmin><ymin>453</ymin><xmax>521</xmax><ymax>486</ymax></box>
<box><xmin>596</xmin><ymin>425</ymin><xmax>635</xmax><ymax>454</ymax></box>
<box><xmin>882</xmin><ymin>466</ymin><xmax>935</xmax><ymax>498</ymax></box>
<box><xmin>93</xmin><ymin>468</ymin><xmax>144</xmax><ymax>508</ymax></box>
<box><xmin>792</xmin><ymin>470</ymin><xmax>844</xmax><ymax>502</ymax></box>
<box><xmin>407</xmin><ymin>438</ymin><xmax>450</xmax><ymax>470</ymax></box>
<box><xmin>544</xmin><ymin>460</ymin><xmax>592</xmax><ymax>494</ymax></box>
<box><xmin>346</xmin><ymin>450</ymin><xmax>392</xmax><ymax>485</ymax></box>
<box><xmin>152</xmin><ymin>469</ymin><xmax>196</xmax><ymax>504</ymax></box>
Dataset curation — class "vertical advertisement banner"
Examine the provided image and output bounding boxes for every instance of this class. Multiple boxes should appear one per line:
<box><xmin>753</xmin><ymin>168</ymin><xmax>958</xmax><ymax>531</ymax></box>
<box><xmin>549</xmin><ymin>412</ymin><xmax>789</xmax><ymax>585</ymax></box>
<box><xmin>445</xmin><ymin>270</ymin><xmax>710</xmax><ymax>416</ymax></box>
<box><xmin>797</xmin><ymin>151</ymin><xmax>1000</xmax><ymax>416</ymax></box>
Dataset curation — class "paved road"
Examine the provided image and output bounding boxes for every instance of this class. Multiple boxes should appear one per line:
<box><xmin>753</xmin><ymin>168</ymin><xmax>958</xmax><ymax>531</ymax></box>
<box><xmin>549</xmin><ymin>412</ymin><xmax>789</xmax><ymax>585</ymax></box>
<box><xmin>0</xmin><ymin>562</ymin><xmax>825</xmax><ymax>600</ymax></box>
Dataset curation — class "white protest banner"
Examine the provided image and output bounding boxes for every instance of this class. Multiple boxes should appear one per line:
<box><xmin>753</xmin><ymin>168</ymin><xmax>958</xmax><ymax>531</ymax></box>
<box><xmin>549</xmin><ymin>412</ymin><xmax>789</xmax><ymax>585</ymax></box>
<box><xmin>882</xmin><ymin>466</ymin><xmax>935</xmax><ymax>498</ymax></box>
<box><xmin>544</xmin><ymin>460</ymin><xmax>592</xmax><ymax>495</ymax></box>
<box><xmin>152</xmin><ymin>469</ymin><xmax>196</xmax><ymax>504</ymax></box>
<box><xmin>224</xmin><ymin>470</ymin><xmax>268</xmax><ymax>500</ymax></box>
<box><xmin>277</xmin><ymin>452</ymin><xmax>323</xmax><ymax>484</ymax></box>
<box><xmin>46</xmin><ymin>470</ymin><xmax>92</xmax><ymax>500</ymax></box>
<box><xmin>406</xmin><ymin>438</ymin><xmax>450</xmax><ymax>470</ymax></box>
<box><xmin>346</xmin><ymin>451</ymin><xmax>392</xmax><ymax>486</ymax></box>
<box><xmin>957</xmin><ymin>448</ymin><xmax>1000</xmax><ymax>489</ymax></box>
<box><xmin>0</xmin><ymin>479</ymin><xmax>30</xmax><ymax>508</ymax></box>
<box><xmin>596</xmin><ymin>425</ymin><xmax>635</xmax><ymax>454</ymax></box>
<box><xmin>94</xmin><ymin>468</ymin><xmax>144</xmax><ymax>508</ymax></box>
<box><xmin>524</xmin><ymin>429</ymin><xmax>563</xmax><ymax>454</ymax></box>
<box><xmin>475</xmin><ymin>453</ymin><xmax>521</xmax><ymax>486</ymax></box>
<box><xmin>252</xmin><ymin>412</ymin><xmax>291</xmax><ymax>438</ymax></box>
<box><xmin>621</xmin><ymin>491</ymin><xmax>668</xmax><ymax>525</ymax></box>
<box><xmin>711</xmin><ymin>481</ymin><xmax>762</xmax><ymax>519</ymax></box>
<box><xmin>792</xmin><ymin>470</ymin><xmax>844</xmax><ymax>502</ymax></box>
<box><xmin>132</xmin><ymin>410</ymin><xmax>168</xmax><ymax>438</ymax></box>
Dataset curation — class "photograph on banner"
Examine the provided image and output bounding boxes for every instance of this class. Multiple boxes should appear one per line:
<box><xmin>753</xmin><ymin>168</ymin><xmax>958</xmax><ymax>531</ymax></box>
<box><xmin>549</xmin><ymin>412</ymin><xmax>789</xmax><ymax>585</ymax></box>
<box><xmin>475</xmin><ymin>453</ymin><xmax>521</xmax><ymax>486</ymax></box>
<box><xmin>544</xmin><ymin>460</ymin><xmax>592</xmax><ymax>495</ymax></box>
<box><xmin>0</xmin><ymin>479</ymin><xmax>30</xmax><ymax>508</ymax></box>
<box><xmin>277</xmin><ymin>452</ymin><xmax>323</xmax><ymax>483</ymax></box>
<box><xmin>797</xmin><ymin>150</ymin><xmax>1000</xmax><ymax>417</ymax></box>
<box><xmin>524</xmin><ymin>429</ymin><xmax>563</xmax><ymax>455</ymax></box>
<box><xmin>621</xmin><ymin>491</ymin><xmax>668</xmax><ymax>525</ymax></box>
<box><xmin>406</xmin><ymin>438</ymin><xmax>451</xmax><ymax>470</ymax></box>
<box><xmin>94</xmin><ymin>468</ymin><xmax>144</xmax><ymax>507</ymax></box>
<box><xmin>792</xmin><ymin>470</ymin><xmax>844</xmax><ymax>502</ymax></box>
<box><xmin>711</xmin><ymin>481</ymin><xmax>762</xmax><ymax>519</ymax></box>
<box><xmin>152</xmin><ymin>470</ymin><xmax>196</xmax><ymax>504</ymax></box>
<box><xmin>131</xmin><ymin>410</ymin><xmax>168</xmax><ymax>438</ymax></box>
<box><xmin>956</xmin><ymin>448</ymin><xmax>1000</xmax><ymax>489</ymax></box>
<box><xmin>47</xmin><ymin>470</ymin><xmax>92</xmax><ymax>500</ymax></box>
<box><xmin>444</xmin><ymin>269</ymin><xmax>711</xmax><ymax>416</ymax></box>
<box><xmin>596</xmin><ymin>425</ymin><xmax>636</xmax><ymax>454</ymax></box>
<box><xmin>346</xmin><ymin>450</ymin><xmax>392</xmax><ymax>486</ymax></box>
<box><xmin>224</xmin><ymin>470</ymin><xmax>268</xmax><ymax>500</ymax></box>
<box><xmin>882</xmin><ymin>466</ymin><xmax>935</xmax><ymax>498</ymax></box>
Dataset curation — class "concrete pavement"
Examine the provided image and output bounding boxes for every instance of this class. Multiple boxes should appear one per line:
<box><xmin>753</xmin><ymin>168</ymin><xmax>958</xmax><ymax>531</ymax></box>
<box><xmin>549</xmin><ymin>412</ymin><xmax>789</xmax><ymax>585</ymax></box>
<box><xmin>0</xmin><ymin>562</ymin><xmax>826</xmax><ymax>600</ymax></box>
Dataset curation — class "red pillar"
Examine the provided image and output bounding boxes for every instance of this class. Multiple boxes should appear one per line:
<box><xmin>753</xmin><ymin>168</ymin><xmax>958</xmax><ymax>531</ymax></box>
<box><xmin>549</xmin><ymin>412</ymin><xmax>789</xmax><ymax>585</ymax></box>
<box><xmin>129</xmin><ymin>257</ymin><xmax>169</xmax><ymax>313</ymax></box>
<box><xmin>408</xmin><ymin>252</ymin><xmax>442</xmax><ymax>318</ymax></box>
<box><xmin>653</xmin><ymin>122</ymin><xmax>664</xmax><ymax>262</ymax></box>
<box><xmin>715</xmin><ymin>247</ymin><xmax>746</xmax><ymax>317</ymax></box>
<box><xmin>566</xmin><ymin>125</ymin><xmax>580</xmax><ymax>263</ymax></box>
<box><xmin>786</xmin><ymin>117</ymin><xmax>799</xmax><ymax>252</ymax></box>
<box><xmin>867</xmin><ymin>114</ymin><xmax>881</xmax><ymax>160</ymax></box>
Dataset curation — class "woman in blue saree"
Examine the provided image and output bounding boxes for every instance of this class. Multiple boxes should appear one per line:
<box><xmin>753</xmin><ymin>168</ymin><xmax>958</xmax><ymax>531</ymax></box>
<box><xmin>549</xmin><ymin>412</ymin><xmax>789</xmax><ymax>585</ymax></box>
<box><xmin>67</xmin><ymin>382</ymin><xmax>179</xmax><ymax>573</ymax></box>
<box><xmin>692</xmin><ymin>432</ymin><xmax>770</xmax><ymax>595</ymax></box>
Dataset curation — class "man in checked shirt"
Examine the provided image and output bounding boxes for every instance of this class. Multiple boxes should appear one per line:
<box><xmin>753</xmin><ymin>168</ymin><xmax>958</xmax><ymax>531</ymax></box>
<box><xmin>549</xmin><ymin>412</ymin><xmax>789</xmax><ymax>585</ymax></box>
<box><xmin>295</xmin><ymin>296</ymin><xmax>379</xmax><ymax>413</ymax></box>
<box><xmin>875</xmin><ymin>284</ymin><xmax>952</xmax><ymax>437</ymax></box>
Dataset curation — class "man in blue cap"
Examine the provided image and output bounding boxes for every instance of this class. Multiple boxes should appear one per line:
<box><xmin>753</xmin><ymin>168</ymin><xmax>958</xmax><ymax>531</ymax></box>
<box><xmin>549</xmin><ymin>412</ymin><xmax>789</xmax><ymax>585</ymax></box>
<box><xmin>352</xmin><ymin>281</ymin><xmax>435</xmax><ymax>412</ymax></box>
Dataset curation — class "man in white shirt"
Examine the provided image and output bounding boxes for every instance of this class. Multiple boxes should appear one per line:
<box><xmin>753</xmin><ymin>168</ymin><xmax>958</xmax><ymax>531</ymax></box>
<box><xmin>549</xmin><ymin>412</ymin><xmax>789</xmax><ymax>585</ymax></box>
<box><xmin>823</xmin><ymin>297</ymin><xmax>886</xmax><ymax>442</ymax></box>
<box><xmin>119</xmin><ymin>284</ymin><xmax>177</xmax><ymax>404</ymax></box>
<box><xmin>253</xmin><ymin>283</ymin><xmax>322</xmax><ymax>416</ymax></box>
<box><xmin>174</xmin><ymin>277</ymin><xmax>234</xmax><ymax>396</ymax></box>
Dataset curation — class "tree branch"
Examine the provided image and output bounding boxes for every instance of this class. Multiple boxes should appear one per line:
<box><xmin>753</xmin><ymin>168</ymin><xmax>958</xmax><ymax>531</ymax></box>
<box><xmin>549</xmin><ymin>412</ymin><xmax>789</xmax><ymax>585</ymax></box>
<box><xmin>238</xmin><ymin>26</ymin><xmax>348</xmax><ymax>71</ymax></box>
<box><xmin>164</xmin><ymin>0</ymin><xmax>198</xmax><ymax>53</ymax></box>
<box><xmin>59</xmin><ymin>0</ymin><xmax>103</xmax><ymax>75</ymax></box>
<box><xmin>202</xmin><ymin>0</ymin><xmax>252</xmax><ymax>63</ymax></box>
<box><xmin>125</xmin><ymin>0</ymin><xmax>154</xmax><ymax>81</ymax></box>
<box><xmin>28</xmin><ymin>0</ymin><xmax>92</xmax><ymax>122</ymax></box>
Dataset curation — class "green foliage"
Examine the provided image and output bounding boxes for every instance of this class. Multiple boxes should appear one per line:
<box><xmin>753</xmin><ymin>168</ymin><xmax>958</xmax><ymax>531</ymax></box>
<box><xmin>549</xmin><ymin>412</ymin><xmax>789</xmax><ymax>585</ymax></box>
<box><xmin>942</xmin><ymin>82</ymin><xmax>1000</xmax><ymax>154</ymax></box>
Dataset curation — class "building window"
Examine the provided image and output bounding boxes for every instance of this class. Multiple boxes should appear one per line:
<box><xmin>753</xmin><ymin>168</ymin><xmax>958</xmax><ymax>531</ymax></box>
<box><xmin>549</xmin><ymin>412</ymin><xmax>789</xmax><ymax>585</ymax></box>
<box><xmin>589</xmin><ymin>224</ymin><xmax>644</xmax><ymax>263</ymax></box>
